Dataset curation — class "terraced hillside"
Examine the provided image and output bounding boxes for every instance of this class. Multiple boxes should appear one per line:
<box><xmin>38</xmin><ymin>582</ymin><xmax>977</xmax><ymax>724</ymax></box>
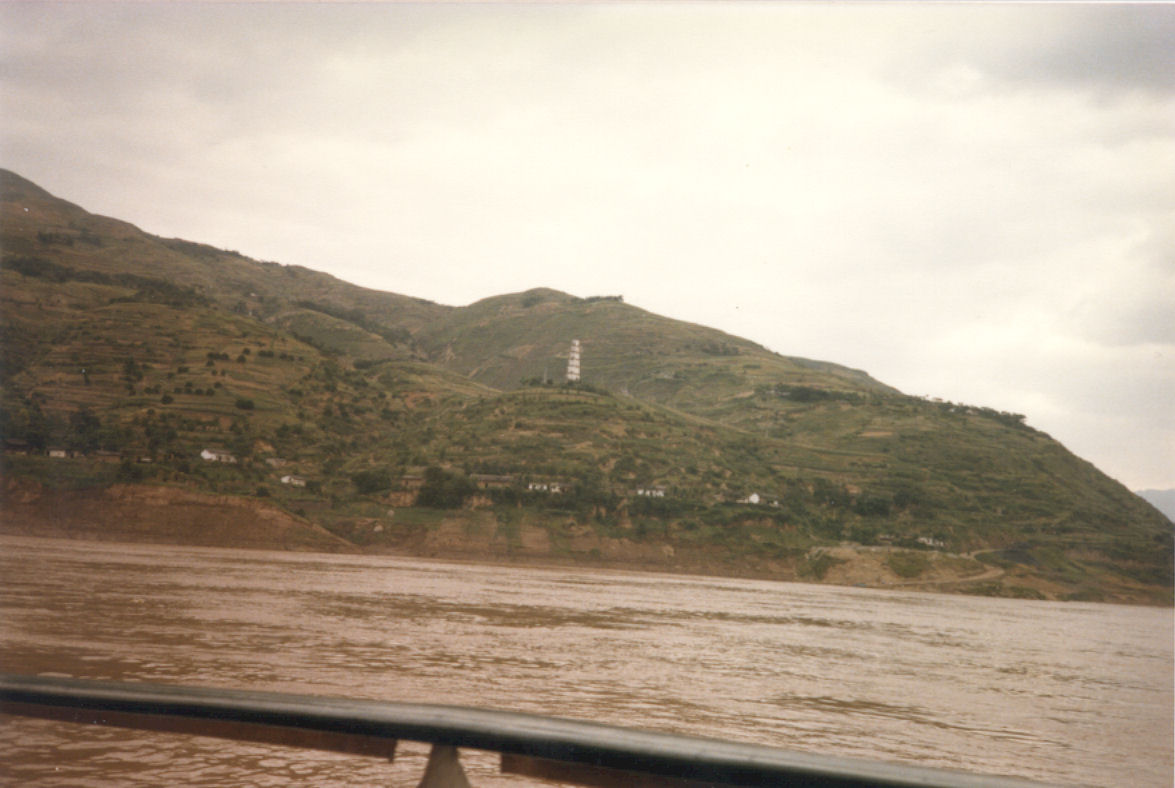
<box><xmin>1</xmin><ymin>169</ymin><xmax>1170</xmax><ymax>604</ymax></box>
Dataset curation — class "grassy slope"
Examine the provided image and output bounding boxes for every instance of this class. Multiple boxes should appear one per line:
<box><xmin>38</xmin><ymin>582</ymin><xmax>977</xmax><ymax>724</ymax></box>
<box><xmin>417</xmin><ymin>288</ymin><xmax>893</xmax><ymax>399</ymax></box>
<box><xmin>0</xmin><ymin>169</ymin><xmax>449</xmax><ymax>339</ymax></box>
<box><xmin>1</xmin><ymin>169</ymin><xmax>1170</xmax><ymax>603</ymax></box>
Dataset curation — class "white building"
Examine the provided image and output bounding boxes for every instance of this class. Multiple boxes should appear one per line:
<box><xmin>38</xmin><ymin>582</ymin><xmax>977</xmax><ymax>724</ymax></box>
<box><xmin>200</xmin><ymin>448</ymin><xmax>238</xmax><ymax>463</ymax></box>
<box><xmin>280</xmin><ymin>474</ymin><xmax>307</xmax><ymax>488</ymax></box>
<box><xmin>566</xmin><ymin>339</ymin><xmax>581</xmax><ymax>382</ymax></box>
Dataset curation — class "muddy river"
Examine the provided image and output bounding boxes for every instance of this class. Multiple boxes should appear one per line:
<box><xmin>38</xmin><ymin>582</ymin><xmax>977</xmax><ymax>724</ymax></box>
<box><xmin>0</xmin><ymin>536</ymin><xmax>1170</xmax><ymax>786</ymax></box>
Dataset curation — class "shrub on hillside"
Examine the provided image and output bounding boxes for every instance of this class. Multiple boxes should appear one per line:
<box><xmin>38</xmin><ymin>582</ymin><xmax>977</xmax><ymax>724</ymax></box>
<box><xmin>886</xmin><ymin>551</ymin><xmax>930</xmax><ymax>578</ymax></box>
<box><xmin>853</xmin><ymin>494</ymin><xmax>893</xmax><ymax>517</ymax></box>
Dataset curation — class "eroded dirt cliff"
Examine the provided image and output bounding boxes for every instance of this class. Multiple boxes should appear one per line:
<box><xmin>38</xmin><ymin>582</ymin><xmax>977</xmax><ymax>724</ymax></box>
<box><xmin>0</xmin><ymin>477</ymin><xmax>352</xmax><ymax>552</ymax></box>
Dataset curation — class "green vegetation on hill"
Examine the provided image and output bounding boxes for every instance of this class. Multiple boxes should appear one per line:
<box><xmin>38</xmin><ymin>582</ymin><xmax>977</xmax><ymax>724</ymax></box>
<box><xmin>1</xmin><ymin>168</ymin><xmax>1170</xmax><ymax>604</ymax></box>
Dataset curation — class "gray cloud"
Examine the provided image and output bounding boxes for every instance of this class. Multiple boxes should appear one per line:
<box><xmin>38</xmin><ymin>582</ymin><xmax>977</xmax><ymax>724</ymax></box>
<box><xmin>884</xmin><ymin>4</ymin><xmax>1175</xmax><ymax>97</ymax></box>
<box><xmin>997</xmin><ymin>5</ymin><xmax>1175</xmax><ymax>95</ymax></box>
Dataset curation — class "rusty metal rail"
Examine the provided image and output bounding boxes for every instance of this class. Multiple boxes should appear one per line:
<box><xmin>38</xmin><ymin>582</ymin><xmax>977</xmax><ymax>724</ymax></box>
<box><xmin>0</xmin><ymin>673</ymin><xmax>1047</xmax><ymax>787</ymax></box>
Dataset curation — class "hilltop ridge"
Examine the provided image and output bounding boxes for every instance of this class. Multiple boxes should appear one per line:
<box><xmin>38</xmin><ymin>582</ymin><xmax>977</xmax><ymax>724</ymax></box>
<box><xmin>1</xmin><ymin>169</ymin><xmax>1170</xmax><ymax>604</ymax></box>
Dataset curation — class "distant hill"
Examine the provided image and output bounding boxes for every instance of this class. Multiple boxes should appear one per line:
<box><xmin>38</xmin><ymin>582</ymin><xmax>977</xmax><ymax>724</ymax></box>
<box><xmin>1</xmin><ymin>168</ymin><xmax>1170</xmax><ymax>604</ymax></box>
<box><xmin>1136</xmin><ymin>490</ymin><xmax>1175</xmax><ymax>524</ymax></box>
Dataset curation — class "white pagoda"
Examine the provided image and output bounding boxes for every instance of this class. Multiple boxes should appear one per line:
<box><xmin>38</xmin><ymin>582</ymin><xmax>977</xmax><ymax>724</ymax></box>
<box><xmin>566</xmin><ymin>339</ymin><xmax>581</xmax><ymax>382</ymax></box>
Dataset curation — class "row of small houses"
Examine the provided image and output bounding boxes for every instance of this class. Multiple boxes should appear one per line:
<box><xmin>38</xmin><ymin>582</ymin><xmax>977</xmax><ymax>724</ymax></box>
<box><xmin>199</xmin><ymin>447</ymin><xmax>309</xmax><ymax>488</ymax></box>
<box><xmin>7</xmin><ymin>440</ymin><xmax>787</xmax><ymax>508</ymax></box>
<box><xmin>5</xmin><ymin>440</ymin><xmax>134</xmax><ymax>463</ymax></box>
<box><xmin>1</xmin><ymin>442</ymin><xmax>309</xmax><ymax>486</ymax></box>
<box><xmin>5</xmin><ymin>439</ymin><xmax>673</xmax><ymax>498</ymax></box>
<box><xmin>390</xmin><ymin>473</ymin><xmax>666</xmax><ymax>497</ymax></box>
<box><xmin>394</xmin><ymin>474</ymin><xmax>573</xmax><ymax>495</ymax></box>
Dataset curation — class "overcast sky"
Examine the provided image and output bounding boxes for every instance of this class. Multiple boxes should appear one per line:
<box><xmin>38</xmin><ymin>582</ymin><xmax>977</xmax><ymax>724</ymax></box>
<box><xmin>2</xmin><ymin>3</ymin><xmax>1172</xmax><ymax>491</ymax></box>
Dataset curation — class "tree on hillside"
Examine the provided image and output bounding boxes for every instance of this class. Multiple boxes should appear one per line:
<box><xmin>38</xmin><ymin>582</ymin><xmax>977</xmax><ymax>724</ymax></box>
<box><xmin>227</xmin><ymin>418</ymin><xmax>255</xmax><ymax>461</ymax></box>
<box><xmin>142</xmin><ymin>414</ymin><xmax>178</xmax><ymax>458</ymax></box>
<box><xmin>67</xmin><ymin>407</ymin><xmax>102</xmax><ymax>453</ymax></box>
<box><xmin>0</xmin><ymin>401</ymin><xmax>49</xmax><ymax>449</ymax></box>
<box><xmin>352</xmin><ymin>467</ymin><xmax>394</xmax><ymax>495</ymax></box>
<box><xmin>417</xmin><ymin>466</ymin><xmax>476</xmax><ymax>509</ymax></box>
<box><xmin>122</xmin><ymin>358</ymin><xmax>144</xmax><ymax>383</ymax></box>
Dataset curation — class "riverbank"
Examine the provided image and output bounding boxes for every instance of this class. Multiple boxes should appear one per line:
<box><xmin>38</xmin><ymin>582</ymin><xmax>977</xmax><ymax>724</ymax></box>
<box><xmin>1</xmin><ymin>476</ymin><xmax>1168</xmax><ymax>605</ymax></box>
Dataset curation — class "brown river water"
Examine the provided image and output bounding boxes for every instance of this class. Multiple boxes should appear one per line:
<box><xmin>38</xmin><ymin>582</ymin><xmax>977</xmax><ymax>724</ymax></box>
<box><xmin>0</xmin><ymin>536</ymin><xmax>1171</xmax><ymax>787</ymax></box>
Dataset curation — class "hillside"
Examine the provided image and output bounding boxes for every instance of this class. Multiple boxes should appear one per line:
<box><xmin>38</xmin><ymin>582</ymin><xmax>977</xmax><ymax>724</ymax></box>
<box><xmin>415</xmin><ymin>288</ymin><xmax>891</xmax><ymax>401</ymax></box>
<box><xmin>1</xmin><ymin>169</ymin><xmax>1170</xmax><ymax>604</ymax></box>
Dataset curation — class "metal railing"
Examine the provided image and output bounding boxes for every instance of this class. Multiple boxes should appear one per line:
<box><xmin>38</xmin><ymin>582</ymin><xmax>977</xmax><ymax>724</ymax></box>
<box><xmin>0</xmin><ymin>673</ymin><xmax>1048</xmax><ymax>787</ymax></box>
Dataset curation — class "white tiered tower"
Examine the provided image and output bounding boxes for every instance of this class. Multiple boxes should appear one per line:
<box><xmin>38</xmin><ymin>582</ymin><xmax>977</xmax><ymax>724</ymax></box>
<box><xmin>566</xmin><ymin>339</ymin><xmax>581</xmax><ymax>383</ymax></box>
